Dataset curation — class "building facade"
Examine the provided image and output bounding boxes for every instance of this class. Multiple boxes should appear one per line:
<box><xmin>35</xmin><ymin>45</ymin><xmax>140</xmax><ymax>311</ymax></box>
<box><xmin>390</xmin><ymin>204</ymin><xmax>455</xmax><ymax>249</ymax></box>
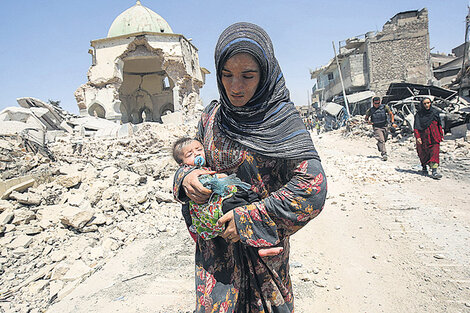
<box><xmin>75</xmin><ymin>1</ymin><xmax>208</xmax><ymax>123</ymax></box>
<box><xmin>311</xmin><ymin>9</ymin><xmax>432</xmax><ymax>104</ymax></box>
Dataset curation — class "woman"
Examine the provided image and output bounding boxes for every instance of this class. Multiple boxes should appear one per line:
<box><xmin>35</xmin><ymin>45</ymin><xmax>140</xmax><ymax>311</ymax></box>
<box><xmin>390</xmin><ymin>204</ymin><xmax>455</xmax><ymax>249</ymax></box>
<box><xmin>414</xmin><ymin>97</ymin><xmax>444</xmax><ymax>179</ymax></box>
<box><xmin>173</xmin><ymin>22</ymin><xmax>327</xmax><ymax>312</ymax></box>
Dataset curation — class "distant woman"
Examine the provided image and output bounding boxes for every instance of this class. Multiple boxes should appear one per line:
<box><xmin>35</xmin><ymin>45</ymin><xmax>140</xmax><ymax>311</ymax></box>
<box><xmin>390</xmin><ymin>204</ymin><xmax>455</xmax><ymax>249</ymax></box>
<box><xmin>414</xmin><ymin>97</ymin><xmax>443</xmax><ymax>179</ymax></box>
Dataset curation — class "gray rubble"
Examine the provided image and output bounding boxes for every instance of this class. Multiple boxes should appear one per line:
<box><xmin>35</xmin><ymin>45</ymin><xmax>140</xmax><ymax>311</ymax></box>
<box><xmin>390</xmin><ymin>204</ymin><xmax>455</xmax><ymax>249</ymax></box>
<box><xmin>0</xmin><ymin>95</ymin><xmax>468</xmax><ymax>312</ymax></box>
<box><xmin>0</xmin><ymin>113</ymin><xmax>198</xmax><ymax>312</ymax></box>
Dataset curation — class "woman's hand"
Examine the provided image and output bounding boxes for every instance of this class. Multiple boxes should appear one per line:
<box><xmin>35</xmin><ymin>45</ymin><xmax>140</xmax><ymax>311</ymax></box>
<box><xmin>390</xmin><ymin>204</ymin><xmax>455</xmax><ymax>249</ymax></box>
<box><xmin>416</xmin><ymin>138</ymin><xmax>422</xmax><ymax>145</ymax></box>
<box><xmin>217</xmin><ymin>210</ymin><xmax>284</xmax><ymax>257</ymax></box>
<box><xmin>182</xmin><ymin>169</ymin><xmax>215</xmax><ymax>204</ymax></box>
<box><xmin>217</xmin><ymin>210</ymin><xmax>240</xmax><ymax>243</ymax></box>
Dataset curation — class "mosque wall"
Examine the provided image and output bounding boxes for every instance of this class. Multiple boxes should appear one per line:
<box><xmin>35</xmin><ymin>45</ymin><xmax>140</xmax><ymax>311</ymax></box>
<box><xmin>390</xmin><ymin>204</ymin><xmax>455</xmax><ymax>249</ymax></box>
<box><xmin>75</xmin><ymin>33</ymin><xmax>206</xmax><ymax>124</ymax></box>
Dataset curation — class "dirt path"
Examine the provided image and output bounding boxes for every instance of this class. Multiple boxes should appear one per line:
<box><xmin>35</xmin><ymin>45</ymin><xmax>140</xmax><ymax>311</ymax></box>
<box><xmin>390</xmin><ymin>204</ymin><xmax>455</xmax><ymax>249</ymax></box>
<box><xmin>47</xmin><ymin>131</ymin><xmax>470</xmax><ymax>313</ymax></box>
<box><xmin>293</xmin><ymin>131</ymin><xmax>470</xmax><ymax>312</ymax></box>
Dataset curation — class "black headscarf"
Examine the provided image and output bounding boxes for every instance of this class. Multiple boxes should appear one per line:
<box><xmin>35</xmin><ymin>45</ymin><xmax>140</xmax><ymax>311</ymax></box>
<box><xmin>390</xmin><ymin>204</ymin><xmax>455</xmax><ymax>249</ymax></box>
<box><xmin>414</xmin><ymin>97</ymin><xmax>441</xmax><ymax>131</ymax></box>
<box><xmin>213</xmin><ymin>22</ymin><xmax>319</xmax><ymax>161</ymax></box>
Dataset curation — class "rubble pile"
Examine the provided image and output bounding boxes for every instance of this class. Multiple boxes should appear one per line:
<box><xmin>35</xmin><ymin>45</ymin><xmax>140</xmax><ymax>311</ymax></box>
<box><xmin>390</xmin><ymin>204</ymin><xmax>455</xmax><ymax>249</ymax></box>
<box><xmin>0</xmin><ymin>120</ymin><xmax>197</xmax><ymax>312</ymax></box>
<box><xmin>342</xmin><ymin>115</ymin><xmax>374</xmax><ymax>138</ymax></box>
<box><xmin>0</xmin><ymin>137</ymin><xmax>51</xmax><ymax>181</ymax></box>
<box><xmin>440</xmin><ymin>137</ymin><xmax>470</xmax><ymax>178</ymax></box>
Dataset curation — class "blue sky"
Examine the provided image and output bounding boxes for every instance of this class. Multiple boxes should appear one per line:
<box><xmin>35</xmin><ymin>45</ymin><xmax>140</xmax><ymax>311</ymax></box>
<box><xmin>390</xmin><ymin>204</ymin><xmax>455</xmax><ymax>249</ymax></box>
<box><xmin>0</xmin><ymin>0</ymin><xmax>467</xmax><ymax>114</ymax></box>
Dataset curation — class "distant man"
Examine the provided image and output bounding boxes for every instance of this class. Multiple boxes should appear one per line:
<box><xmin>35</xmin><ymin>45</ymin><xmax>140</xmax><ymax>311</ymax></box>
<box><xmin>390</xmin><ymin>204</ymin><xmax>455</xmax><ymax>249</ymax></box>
<box><xmin>365</xmin><ymin>96</ymin><xmax>397</xmax><ymax>161</ymax></box>
<box><xmin>315</xmin><ymin>118</ymin><xmax>321</xmax><ymax>135</ymax></box>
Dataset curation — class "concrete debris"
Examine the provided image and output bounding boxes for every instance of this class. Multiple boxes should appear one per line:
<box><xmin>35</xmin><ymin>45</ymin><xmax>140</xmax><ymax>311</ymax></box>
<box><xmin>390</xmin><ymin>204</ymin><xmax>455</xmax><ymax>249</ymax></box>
<box><xmin>0</xmin><ymin>176</ymin><xmax>35</xmax><ymax>200</ymax></box>
<box><xmin>9</xmin><ymin>190</ymin><xmax>42</xmax><ymax>205</ymax></box>
<box><xmin>7</xmin><ymin>235</ymin><xmax>33</xmax><ymax>249</ymax></box>
<box><xmin>60</xmin><ymin>209</ymin><xmax>95</xmax><ymax>231</ymax></box>
<box><xmin>0</xmin><ymin>100</ymin><xmax>198</xmax><ymax>311</ymax></box>
<box><xmin>55</xmin><ymin>175</ymin><xmax>81</xmax><ymax>189</ymax></box>
<box><xmin>384</xmin><ymin>83</ymin><xmax>470</xmax><ymax>135</ymax></box>
<box><xmin>1</xmin><ymin>89</ymin><xmax>466</xmax><ymax>312</ymax></box>
<box><xmin>16</xmin><ymin>97</ymin><xmax>67</xmax><ymax>130</ymax></box>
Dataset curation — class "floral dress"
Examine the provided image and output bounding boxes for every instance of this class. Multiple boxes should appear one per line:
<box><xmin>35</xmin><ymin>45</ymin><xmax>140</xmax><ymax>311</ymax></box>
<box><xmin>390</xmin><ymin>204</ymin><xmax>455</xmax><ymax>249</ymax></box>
<box><xmin>173</xmin><ymin>102</ymin><xmax>327</xmax><ymax>313</ymax></box>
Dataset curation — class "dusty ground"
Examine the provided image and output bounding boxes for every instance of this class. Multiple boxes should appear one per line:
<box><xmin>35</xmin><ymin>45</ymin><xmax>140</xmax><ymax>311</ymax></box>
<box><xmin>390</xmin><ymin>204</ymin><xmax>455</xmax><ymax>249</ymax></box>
<box><xmin>47</xmin><ymin>131</ymin><xmax>470</xmax><ymax>313</ymax></box>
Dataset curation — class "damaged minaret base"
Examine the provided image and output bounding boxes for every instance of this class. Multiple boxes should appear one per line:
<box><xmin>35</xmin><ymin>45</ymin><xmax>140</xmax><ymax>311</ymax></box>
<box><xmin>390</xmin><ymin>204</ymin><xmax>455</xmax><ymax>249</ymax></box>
<box><xmin>74</xmin><ymin>1</ymin><xmax>209</xmax><ymax>124</ymax></box>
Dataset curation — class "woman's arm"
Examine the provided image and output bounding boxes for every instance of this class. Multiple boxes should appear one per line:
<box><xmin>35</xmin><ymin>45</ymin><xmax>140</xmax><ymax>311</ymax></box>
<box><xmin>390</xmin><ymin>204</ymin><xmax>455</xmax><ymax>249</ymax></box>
<box><xmin>173</xmin><ymin>166</ymin><xmax>215</xmax><ymax>204</ymax></box>
<box><xmin>414</xmin><ymin>129</ymin><xmax>422</xmax><ymax>144</ymax></box>
<box><xmin>224</xmin><ymin>158</ymin><xmax>327</xmax><ymax>248</ymax></box>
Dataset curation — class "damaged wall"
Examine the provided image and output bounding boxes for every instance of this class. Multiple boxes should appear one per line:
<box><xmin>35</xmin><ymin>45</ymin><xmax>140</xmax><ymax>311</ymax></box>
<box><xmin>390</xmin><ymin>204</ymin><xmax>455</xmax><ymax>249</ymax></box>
<box><xmin>311</xmin><ymin>8</ymin><xmax>433</xmax><ymax>103</ymax></box>
<box><xmin>367</xmin><ymin>8</ymin><xmax>433</xmax><ymax>96</ymax></box>
<box><xmin>74</xmin><ymin>1</ymin><xmax>207</xmax><ymax>124</ymax></box>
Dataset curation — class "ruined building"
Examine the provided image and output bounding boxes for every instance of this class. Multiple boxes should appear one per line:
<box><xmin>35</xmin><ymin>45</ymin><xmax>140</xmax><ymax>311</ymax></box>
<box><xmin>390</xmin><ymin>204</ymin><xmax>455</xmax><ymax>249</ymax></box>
<box><xmin>311</xmin><ymin>9</ymin><xmax>432</xmax><ymax>104</ymax></box>
<box><xmin>75</xmin><ymin>1</ymin><xmax>208</xmax><ymax>124</ymax></box>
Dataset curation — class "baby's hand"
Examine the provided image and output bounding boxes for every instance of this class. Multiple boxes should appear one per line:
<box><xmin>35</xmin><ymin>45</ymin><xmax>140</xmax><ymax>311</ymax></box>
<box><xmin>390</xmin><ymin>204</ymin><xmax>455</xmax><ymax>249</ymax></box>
<box><xmin>216</xmin><ymin>173</ymin><xmax>228</xmax><ymax>178</ymax></box>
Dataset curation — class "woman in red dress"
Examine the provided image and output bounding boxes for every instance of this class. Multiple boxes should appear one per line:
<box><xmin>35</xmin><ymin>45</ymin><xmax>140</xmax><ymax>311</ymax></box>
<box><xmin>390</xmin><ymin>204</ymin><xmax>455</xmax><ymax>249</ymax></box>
<box><xmin>414</xmin><ymin>97</ymin><xmax>444</xmax><ymax>179</ymax></box>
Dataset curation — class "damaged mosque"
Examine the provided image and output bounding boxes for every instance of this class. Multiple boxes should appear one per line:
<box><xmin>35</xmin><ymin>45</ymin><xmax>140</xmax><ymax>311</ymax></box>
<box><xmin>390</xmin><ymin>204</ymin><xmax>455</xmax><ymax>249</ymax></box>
<box><xmin>74</xmin><ymin>1</ymin><xmax>209</xmax><ymax>124</ymax></box>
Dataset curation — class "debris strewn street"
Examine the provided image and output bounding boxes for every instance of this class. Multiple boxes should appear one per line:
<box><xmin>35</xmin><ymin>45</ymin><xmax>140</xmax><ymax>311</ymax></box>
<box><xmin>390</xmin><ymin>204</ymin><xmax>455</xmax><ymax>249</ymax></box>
<box><xmin>2</xmin><ymin>122</ymin><xmax>469</xmax><ymax>312</ymax></box>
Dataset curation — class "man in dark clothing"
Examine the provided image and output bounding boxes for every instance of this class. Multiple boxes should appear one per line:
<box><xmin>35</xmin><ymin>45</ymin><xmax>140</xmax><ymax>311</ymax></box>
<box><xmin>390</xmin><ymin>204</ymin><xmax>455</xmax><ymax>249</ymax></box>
<box><xmin>365</xmin><ymin>96</ymin><xmax>396</xmax><ymax>161</ymax></box>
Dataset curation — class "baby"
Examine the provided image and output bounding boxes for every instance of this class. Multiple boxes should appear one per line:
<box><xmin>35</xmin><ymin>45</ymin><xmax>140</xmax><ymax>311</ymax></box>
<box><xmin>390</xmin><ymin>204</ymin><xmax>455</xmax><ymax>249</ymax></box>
<box><xmin>172</xmin><ymin>137</ymin><xmax>283</xmax><ymax>256</ymax></box>
<box><xmin>172</xmin><ymin>137</ymin><xmax>258</xmax><ymax>240</ymax></box>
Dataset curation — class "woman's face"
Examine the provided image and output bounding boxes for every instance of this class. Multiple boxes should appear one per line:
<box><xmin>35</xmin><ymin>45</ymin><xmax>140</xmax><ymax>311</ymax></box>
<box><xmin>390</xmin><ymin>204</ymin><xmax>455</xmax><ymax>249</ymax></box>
<box><xmin>422</xmin><ymin>99</ymin><xmax>431</xmax><ymax>110</ymax></box>
<box><xmin>221</xmin><ymin>53</ymin><xmax>260</xmax><ymax>107</ymax></box>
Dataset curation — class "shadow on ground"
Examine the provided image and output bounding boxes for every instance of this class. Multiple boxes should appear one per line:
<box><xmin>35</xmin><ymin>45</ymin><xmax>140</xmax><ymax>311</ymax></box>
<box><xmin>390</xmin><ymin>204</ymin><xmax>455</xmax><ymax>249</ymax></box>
<box><xmin>395</xmin><ymin>167</ymin><xmax>428</xmax><ymax>177</ymax></box>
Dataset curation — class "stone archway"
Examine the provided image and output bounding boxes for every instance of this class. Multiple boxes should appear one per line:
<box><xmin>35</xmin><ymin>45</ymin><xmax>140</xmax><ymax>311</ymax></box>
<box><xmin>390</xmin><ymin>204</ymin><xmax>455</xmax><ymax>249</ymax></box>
<box><xmin>117</xmin><ymin>38</ymin><xmax>175</xmax><ymax>124</ymax></box>
<box><xmin>88</xmin><ymin>102</ymin><xmax>106</xmax><ymax>118</ymax></box>
<box><xmin>159</xmin><ymin>102</ymin><xmax>174</xmax><ymax>121</ymax></box>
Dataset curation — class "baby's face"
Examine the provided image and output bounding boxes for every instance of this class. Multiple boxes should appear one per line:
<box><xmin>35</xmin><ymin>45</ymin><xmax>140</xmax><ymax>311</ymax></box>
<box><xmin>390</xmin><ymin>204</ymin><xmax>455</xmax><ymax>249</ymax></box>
<box><xmin>180</xmin><ymin>140</ymin><xmax>205</xmax><ymax>166</ymax></box>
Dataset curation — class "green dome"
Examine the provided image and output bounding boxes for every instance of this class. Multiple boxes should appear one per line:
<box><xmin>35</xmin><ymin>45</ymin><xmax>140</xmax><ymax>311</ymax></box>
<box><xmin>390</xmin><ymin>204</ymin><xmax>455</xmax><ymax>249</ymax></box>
<box><xmin>107</xmin><ymin>1</ymin><xmax>173</xmax><ymax>38</ymax></box>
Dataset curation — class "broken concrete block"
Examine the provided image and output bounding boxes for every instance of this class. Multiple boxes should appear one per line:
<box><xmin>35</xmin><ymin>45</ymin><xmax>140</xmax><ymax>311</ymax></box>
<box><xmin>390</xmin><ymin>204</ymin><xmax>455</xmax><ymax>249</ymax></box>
<box><xmin>9</xmin><ymin>191</ymin><xmax>42</xmax><ymax>205</ymax></box>
<box><xmin>117</xmin><ymin>169</ymin><xmax>141</xmax><ymax>186</ymax></box>
<box><xmin>60</xmin><ymin>209</ymin><xmax>94</xmax><ymax>230</ymax></box>
<box><xmin>66</xmin><ymin>191</ymin><xmax>87</xmax><ymax>207</ymax></box>
<box><xmin>80</xmin><ymin>224</ymin><xmax>98</xmax><ymax>233</ymax></box>
<box><xmin>4</xmin><ymin>224</ymin><xmax>15</xmax><ymax>233</ymax></box>
<box><xmin>23</xmin><ymin>225</ymin><xmax>42</xmax><ymax>235</ymax></box>
<box><xmin>136</xmin><ymin>191</ymin><xmax>148</xmax><ymax>204</ymax></box>
<box><xmin>155</xmin><ymin>190</ymin><xmax>174</xmax><ymax>203</ymax></box>
<box><xmin>0</xmin><ymin>199</ymin><xmax>14</xmax><ymax>212</ymax></box>
<box><xmin>11</xmin><ymin>209</ymin><xmax>36</xmax><ymax>225</ymax></box>
<box><xmin>87</xmin><ymin>213</ymin><xmax>107</xmax><ymax>226</ymax></box>
<box><xmin>51</xmin><ymin>262</ymin><xmax>70</xmax><ymax>280</ymax></box>
<box><xmin>100</xmin><ymin>166</ymin><xmax>119</xmax><ymax>179</ymax></box>
<box><xmin>102</xmin><ymin>237</ymin><xmax>120</xmax><ymax>251</ymax></box>
<box><xmin>37</xmin><ymin>204</ymin><xmax>65</xmax><ymax>225</ymax></box>
<box><xmin>0</xmin><ymin>209</ymin><xmax>14</xmax><ymax>225</ymax></box>
<box><xmin>0</xmin><ymin>175</ymin><xmax>35</xmax><ymax>200</ymax></box>
<box><xmin>49</xmin><ymin>250</ymin><xmax>67</xmax><ymax>263</ymax></box>
<box><xmin>55</xmin><ymin>175</ymin><xmax>81</xmax><ymax>189</ymax></box>
<box><xmin>8</xmin><ymin>235</ymin><xmax>33</xmax><ymax>249</ymax></box>
<box><xmin>12</xmin><ymin>246</ymin><xmax>27</xmax><ymax>258</ymax></box>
